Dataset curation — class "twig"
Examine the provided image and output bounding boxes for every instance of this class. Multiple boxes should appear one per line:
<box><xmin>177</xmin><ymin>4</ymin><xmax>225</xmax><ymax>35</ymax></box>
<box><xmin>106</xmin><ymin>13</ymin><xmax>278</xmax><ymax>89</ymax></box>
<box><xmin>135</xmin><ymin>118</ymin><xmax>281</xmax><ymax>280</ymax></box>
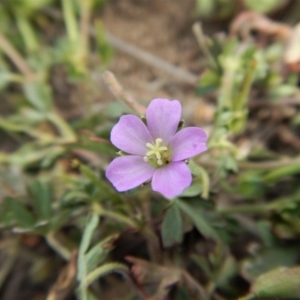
<box><xmin>104</xmin><ymin>32</ymin><xmax>199</xmax><ymax>85</ymax></box>
<box><xmin>0</xmin><ymin>31</ymin><xmax>35</xmax><ymax>78</ymax></box>
<box><xmin>102</xmin><ymin>71</ymin><xmax>146</xmax><ymax>115</ymax></box>
<box><xmin>46</xmin><ymin>251</ymin><xmax>77</xmax><ymax>300</ymax></box>
<box><xmin>230</xmin><ymin>12</ymin><xmax>291</xmax><ymax>40</ymax></box>
<box><xmin>192</xmin><ymin>22</ymin><xmax>216</xmax><ymax>68</ymax></box>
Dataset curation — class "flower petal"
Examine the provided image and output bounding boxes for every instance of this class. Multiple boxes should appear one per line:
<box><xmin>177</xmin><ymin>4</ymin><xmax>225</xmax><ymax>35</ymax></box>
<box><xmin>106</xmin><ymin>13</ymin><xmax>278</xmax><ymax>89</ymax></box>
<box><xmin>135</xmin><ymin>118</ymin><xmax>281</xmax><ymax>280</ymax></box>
<box><xmin>111</xmin><ymin>115</ymin><xmax>153</xmax><ymax>155</ymax></box>
<box><xmin>106</xmin><ymin>156</ymin><xmax>155</xmax><ymax>192</ymax></box>
<box><xmin>169</xmin><ymin>127</ymin><xmax>207</xmax><ymax>161</ymax></box>
<box><xmin>146</xmin><ymin>98</ymin><xmax>181</xmax><ymax>144</ymax></box>
<box><xmin>152</xmin><ymin>162</ymin><xmax>192</xmax><ymax>198</ymax></box>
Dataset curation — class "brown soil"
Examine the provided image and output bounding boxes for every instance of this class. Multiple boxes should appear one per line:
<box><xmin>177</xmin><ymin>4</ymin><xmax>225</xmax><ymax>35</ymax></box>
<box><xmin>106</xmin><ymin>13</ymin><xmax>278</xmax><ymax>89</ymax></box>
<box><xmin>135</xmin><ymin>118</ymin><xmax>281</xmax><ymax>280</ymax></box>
<box><xmin>100</xmin><ymin>0</ymin><xmax>213</xmax><ymax>126</ymax></box>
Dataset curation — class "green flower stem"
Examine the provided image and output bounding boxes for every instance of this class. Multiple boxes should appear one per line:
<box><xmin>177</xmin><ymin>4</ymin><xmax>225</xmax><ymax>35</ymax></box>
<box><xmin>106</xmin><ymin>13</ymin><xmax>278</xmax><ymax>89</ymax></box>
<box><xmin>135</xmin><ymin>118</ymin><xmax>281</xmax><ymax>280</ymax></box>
<box><xmin>84</xmin><ymin>262</ymin><xmax>129</xmax><ymax>287</ymax></box>
<box><xmin>189</xmin><ymin>160</ymin><xmax>210</xmax><ymax>198</ymax></box>
<box><xmin>0</xmin><ymin>31</ymin><xmax>35</xmax><ymax>78</ymax></box>
<box><xmin>219</xmin><ymin>59</ymin><xmax>238</xmax><ymax>110</ymax></box>
<box><xmin>263</xmin><ymin>161</ymin><xmax>300</xmax><ymax>182</ymax></box>
<box><xmin>0</xmin><ymin>116</ymin><xmax>58</xmax><ymax>145</ymax></box>
<box><xmin>2</xmin><ymin>73</ymin><xmax>25</xmax><ymax>83</ymax></box>
<box><xmin>62</xmin><ymin>0</ymin><xmax>79</xmax><ymax>44</ymax></box>
<box><xmin>47</xmin><ymin>112</ymin><xmax>77</xmax><ymax>143</ymax></box>
<box><xmin>46</xmin><ymin>232</ymin><xmax>72</xmax><ymax>261</ymax></box>
<box><xmin>92</xmin><ymin>203</ymin><xmax>138</xmax><ymax>228</ymax></box>
<box><xmin>78</xmin><ymin>0</ymin><xmax>92</xmax><ymax>60</ymax></box>
<box><xmin>15</xmin><ymin>12</ymin><xmax>39</xmax><ymax>53</ymax></box>
<box><xmin>192</xmin><ymin>22</ymin><xmax>217</xmax><ymax>69</ymax></box>
<box><xmin>233</xmin><ymin>59</ymin><xmax>257</xmax><ymax>111</ymax></box>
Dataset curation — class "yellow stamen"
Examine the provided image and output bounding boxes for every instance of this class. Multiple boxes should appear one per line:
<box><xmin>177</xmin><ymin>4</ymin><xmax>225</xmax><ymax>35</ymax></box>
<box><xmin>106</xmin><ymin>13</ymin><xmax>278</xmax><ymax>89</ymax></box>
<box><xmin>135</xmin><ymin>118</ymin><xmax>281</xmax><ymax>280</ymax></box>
<box><xmin>145</xmin><ymin>138</ymin><xmax>169</xmax><ymax>166</ymax></box>
<box><xmin>146</xmin><ymin>138</ymin><xmax>167</xmax><ymax>156</ymax></box>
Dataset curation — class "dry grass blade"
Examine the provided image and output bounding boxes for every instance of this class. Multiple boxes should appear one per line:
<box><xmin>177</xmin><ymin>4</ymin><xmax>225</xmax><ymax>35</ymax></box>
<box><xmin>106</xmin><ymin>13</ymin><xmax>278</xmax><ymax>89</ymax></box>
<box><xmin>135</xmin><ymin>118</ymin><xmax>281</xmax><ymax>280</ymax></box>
<box><xmin>230</xmin><ymin>11</ymin><xmax>291</xmax><ymax>40</ymax></box>
<box><xmin>46</xmin><ymin>251</ymin><xmax>77</xmax><ymax>300</ymax></box>
<box><xmin>102</xmin><ymin>71</ymin><xmax>147</xmax><ymax>115</ymax></box>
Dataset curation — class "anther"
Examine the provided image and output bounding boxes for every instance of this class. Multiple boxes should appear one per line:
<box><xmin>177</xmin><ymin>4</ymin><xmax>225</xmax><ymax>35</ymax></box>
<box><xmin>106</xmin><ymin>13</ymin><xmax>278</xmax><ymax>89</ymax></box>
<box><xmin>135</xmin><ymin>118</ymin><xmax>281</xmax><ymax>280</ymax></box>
<box><xmin>156</xmin><ymin>138</ymin><xmax>163</xmax><ymax>144</ymax></box>
<box><xmin>145</xmin><ymin>137</ymin><xmax>169</xmax><ymax>166</ymax></box>
<box><xmin>146</xmin><ymin>143</ymin><xmax>154</xmax><ymax>149</ymax></box>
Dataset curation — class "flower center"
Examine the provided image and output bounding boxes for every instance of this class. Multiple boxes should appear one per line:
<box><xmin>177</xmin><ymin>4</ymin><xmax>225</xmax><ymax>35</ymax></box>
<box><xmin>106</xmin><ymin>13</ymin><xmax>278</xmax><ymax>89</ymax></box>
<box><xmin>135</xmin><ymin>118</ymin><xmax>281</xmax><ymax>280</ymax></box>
<box><xmin>144</xmin><ymin>138</ymin><xmax>171</xmax><ymax>167</ymax></box>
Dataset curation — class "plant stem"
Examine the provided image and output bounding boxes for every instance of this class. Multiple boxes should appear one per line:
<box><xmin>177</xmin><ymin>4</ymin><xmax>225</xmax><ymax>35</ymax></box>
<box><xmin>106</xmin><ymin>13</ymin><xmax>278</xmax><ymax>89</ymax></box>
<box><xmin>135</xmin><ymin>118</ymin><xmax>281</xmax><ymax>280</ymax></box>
<box><xmin>15</xmin><ymin>12</ymin><xmax>39</xmax><ymax>53</ymax></box>
<box><xmin>61</xmin><ymin>0</ymin><xmax>79</xmax><ymax>44</ymax></box>
<box><xmin>47</xmin><ymin>112</ymin><xmax>77</xmax><ymax>143</ymax></box>
<box><xmin>102</xmin><ymin>71</ymin><xmax>146</xmax><ymax>115</ymax></box>
<box><xmin>192</xmin><ymin>22</ymin><xmax>217</xmax><ymax>69</ymax></box>
<box><xmin>46</xmin><ymin>232</ymin><xmax>72</xmax><ymax>261</ymax></box>
<box><xmin>0</xmin><ymin>31</ymin><xmax>35</xmax><ymax>78</ymax></box>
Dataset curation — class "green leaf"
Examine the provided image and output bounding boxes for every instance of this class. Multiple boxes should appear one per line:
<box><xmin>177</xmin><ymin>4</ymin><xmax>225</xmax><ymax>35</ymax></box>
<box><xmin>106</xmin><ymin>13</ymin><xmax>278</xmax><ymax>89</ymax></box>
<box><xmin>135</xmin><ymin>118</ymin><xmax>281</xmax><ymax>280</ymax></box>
<box><xmin>180</xmin><ymin>181</ymin><xmax>202</xmax><ymax>197</ymax></box>
<box><xmin>217</xmin><ymin>154</ymin><xmax>238</xmax><ymax>178</ymax></box>
<box><xmin>241</xmin><ymin>246</ymin><xmax>299</xmax><ymax>281</ymax></box>
<box><xmin>23</xmin><ymin>81</ymin><xmax>53</xmax><ymax>112</ymax></box>
<box><xmin>94</xmin><ymin>20</ymin><xmax>114</xmax><ymax>66</ymax></box>
<box><xmin>196</xmin><ymin>69</ymin><xmax>220</xmax><ymax>95</ymax></box>
<box><xmin>247</xmin><ymin>266</ymin><xmax>300</xmax><ymax>299</ymax></box>
<box><xmin>7</xmin><ymin>197</ymin><xmax>36</xmax><ymax>229</ymax></box>
<box><xmin>79</xmin><ymin>164</ymin><xmax>122</xmax><ymax>203</ymax></box>
<box><xmin>84</xmin><ymin>263</ymin><xmax>128</xmax><ymax>287</ymax></box>
<box><xmin>175</xmin><ymin>199</ymin><xmax>220</xmax><ymax>241</ymax></box>
<box><xmin>86</xmin><ymin>234</ymin><xmax>118</xmax><ymax>273</ymax></box>
<box><xmin>29</xmin><ymin>179</ymin><xmax>52</xmax><ymax>220</ymax></box>
<box><xmin>77</xmin><ymin>215</ymin><xmax>99</xmax><ymax>300</ymax></box>
<box><xmin>161</xmin><ymin>203</ymin><xmax>183</xmax><ymax>247</ymax></box>
<box><xmin>78</xmin><ymin>215</ymin><xmax>99</xmax><ymax>260</ymax></box>
<box><xmin>264</xmin><ymin>163</ymin><xmax>300</xmax><ymax>182</ymax></box>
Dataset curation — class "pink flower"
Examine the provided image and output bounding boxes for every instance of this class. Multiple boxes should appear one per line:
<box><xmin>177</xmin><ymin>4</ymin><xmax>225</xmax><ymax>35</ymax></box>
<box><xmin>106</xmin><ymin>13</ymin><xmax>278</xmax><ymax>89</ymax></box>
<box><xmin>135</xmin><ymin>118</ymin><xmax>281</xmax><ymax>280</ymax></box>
<box><xmin>106</xmin><ymin>98</ymin><xmax>207</xmax><ymax>198</ymax></box>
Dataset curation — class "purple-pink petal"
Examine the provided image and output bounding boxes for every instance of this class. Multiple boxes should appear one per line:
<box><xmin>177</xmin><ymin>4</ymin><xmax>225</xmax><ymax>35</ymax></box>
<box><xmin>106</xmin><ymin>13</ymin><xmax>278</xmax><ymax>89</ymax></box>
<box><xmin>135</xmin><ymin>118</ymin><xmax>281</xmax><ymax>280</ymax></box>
<box><xmin>169</xmin><ymin>127</ymin><xmax>207</xmax><ymax>161</ymax></box>
<box><xmin>151</xmin><ymin>162</ymin><xmax>192</xmax><ymax>198</ymax></box>
<box><xmin>146</xmin><ymin>98</ymin><xmax>181</xmax><ymax>144</ymax></box>
<box><xmin>106</xmin><ymin>156</ymin><xmax>155</xmax><ymax>192</ymax></box>
<box><xmin>110</xmin><ymin>115</ymin><xmax>153</xmax><ymax>155</ymax></box>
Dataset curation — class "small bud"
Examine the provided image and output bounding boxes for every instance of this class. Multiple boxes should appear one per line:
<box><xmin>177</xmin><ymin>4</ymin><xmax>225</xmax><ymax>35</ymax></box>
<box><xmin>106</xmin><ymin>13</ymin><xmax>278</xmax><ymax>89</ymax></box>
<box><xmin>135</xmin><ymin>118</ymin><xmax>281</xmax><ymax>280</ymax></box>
<box><xmin>178</xmin><ymin>119</ymin><xmax>185</xmax><ymax>130</ymax></box>
<box><xmin>140</xmin><ymin>115</ymin><xmax>147</xmax><ymax>125</ymax></box>
<box><xmin>157</xmin><ymin>159</ymin><xmax>163</xmax><ymax>165</ymax></box>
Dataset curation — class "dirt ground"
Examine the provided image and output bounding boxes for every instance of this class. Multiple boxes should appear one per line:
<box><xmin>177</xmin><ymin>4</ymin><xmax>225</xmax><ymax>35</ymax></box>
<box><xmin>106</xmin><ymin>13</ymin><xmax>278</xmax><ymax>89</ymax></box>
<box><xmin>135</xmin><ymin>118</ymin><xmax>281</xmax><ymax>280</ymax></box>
<box><xmin>100</xmin><ymin>0</ymin><xmax>212</xmax><ymax>126</ymax></box>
